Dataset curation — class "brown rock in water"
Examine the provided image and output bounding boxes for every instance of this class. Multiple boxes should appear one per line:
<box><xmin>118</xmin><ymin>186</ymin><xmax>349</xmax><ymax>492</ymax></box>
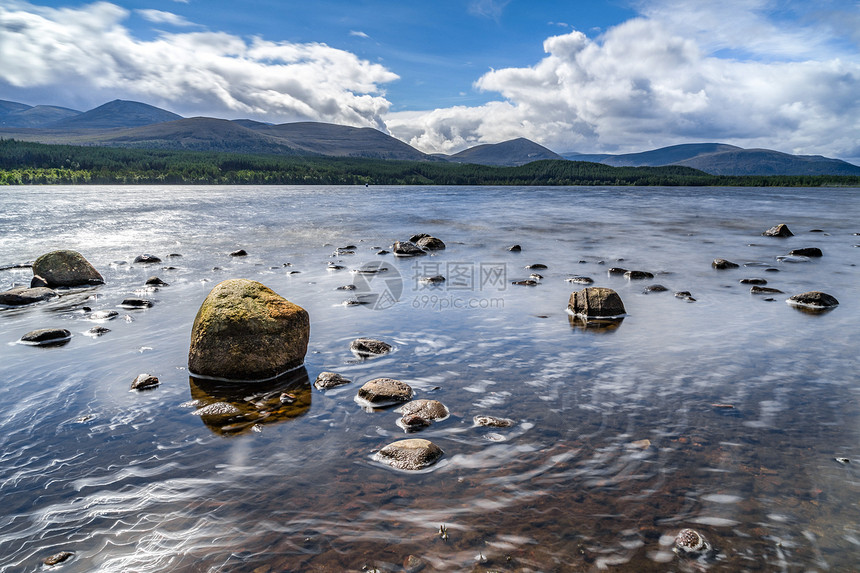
<box><xmin>188</xmin><ymin>279</ymin><xmax>309</xmax><ymax>381</ymax></box>
<box><xmin>763</xmin><ymin>223</ymin><xmax>793</xmax><ymax>237</ymax></box>
<box><xmin>349</xmin><ymin>337</ymin><xmax>392</xmax><ymax>357</ymax></box>
<box><xmin>131</xmin><ymin>373</ymin><xmax>160</xmax><ymax>390</ymax></box>
<box><xmin>392</xmin><ymin>241</ymin><xmax>426</xmax><ymax>257</ymax></box>
<box><xmin>786</xmin><ymin>291</ymin><xmax>839</xmax><ymax>310</ymax></box>
<box><xmin>416</xmin><ymin>236</ymin><xmax>446</xmax><ymax>250</ymax></box>
<box><xmin>624</xmin><ymin>270</ymin><xmax>654</xmax><ymax>280</ymax></box>
<box><xmin>357</xmin><ymin>378</ymin><xmax>413</xmax><ymax>405</ymax></box>
<box><xmin>0</xmin><ymin>286</ymin><xmax>58</xmax><ymax>306</ymax></box>
<box><xmin>314</xmin><ymin>371</ymin><xmax>351</xmax><ymax>390</ymax></box>
<box><xmin>20</xmin><ymin>328</ymin><xmax>71</xmax><ymax>345</ymax></box>
<box><xmin>44</xmin><ymin>551</ymin><xmax>74</xmax><ymax>566</ymax></box>
<box><xmin>375</xmin><ymin>438</ymin><xmax>443</xmax><ymax>470</ymax></box>
<box><xmin>397</xmin><ymin>399</ymin><xmax>449</xmax><ymax>420</ymax></box>
<box><xmin>712</xmin><ymin>258</ymin><xmax>739</xmax><ymax>269</ymax></box>
<box><xmin>789</xmin><ymin>247</ymin><xmax>823</xmax><ymax>257</ymax></box>
<box><xmin>32</xmin><ymin>250</ymin><xmax>103</xmax><ymax>287</ymax></box>
<box><xmin>568</xmin><ymin>286</ymin><xmax>626</xmax><ymax>318</ymax></box>
<box><xmin>751</xmin><ymin>286</ymin><xmax>784</xmax><ymax>295</ymax></box>
<box><xmin>474</xmin><ymin>415</ymin><xmax>515</xmax><ymax>428</ymax></box>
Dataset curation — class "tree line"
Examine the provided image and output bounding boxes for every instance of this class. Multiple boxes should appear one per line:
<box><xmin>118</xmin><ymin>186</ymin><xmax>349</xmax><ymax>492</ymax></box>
<box><xmin>1</xmin><ymin>139</ymin><xmax>858</xmax><ymax>187</ymax></box>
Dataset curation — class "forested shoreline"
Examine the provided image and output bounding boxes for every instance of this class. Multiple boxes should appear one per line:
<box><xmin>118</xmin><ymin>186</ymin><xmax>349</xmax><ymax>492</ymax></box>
<box><xmin>1</xmin><ymin>139</ymin><xmax>858</xmax><ymax>187</ymax></box>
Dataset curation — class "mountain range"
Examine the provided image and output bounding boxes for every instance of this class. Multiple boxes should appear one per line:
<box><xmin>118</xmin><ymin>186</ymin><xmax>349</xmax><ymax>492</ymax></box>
<box><xmin>1</xmin><ymin>98</ymin><xmax>858</xmax><ymax>176</ymax></box>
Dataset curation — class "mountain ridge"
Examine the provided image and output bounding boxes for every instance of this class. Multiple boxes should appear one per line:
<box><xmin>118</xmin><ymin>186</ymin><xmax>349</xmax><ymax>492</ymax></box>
<box><xmin>1</xmin><ymin>98</ymin><xmax>858</xmax><ymax>175</ymax></box>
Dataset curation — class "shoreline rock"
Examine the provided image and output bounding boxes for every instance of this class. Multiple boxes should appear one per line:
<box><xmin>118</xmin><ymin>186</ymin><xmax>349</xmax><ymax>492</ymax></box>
<box><xmin>188</xmin><ymin>279</ymin><xmax>309</xmax><ymax>381</ymax></box>
<box><xmin>33</xmin><ymin>250</ymin><xmax>103</xmax><ymax>288</ymax></box>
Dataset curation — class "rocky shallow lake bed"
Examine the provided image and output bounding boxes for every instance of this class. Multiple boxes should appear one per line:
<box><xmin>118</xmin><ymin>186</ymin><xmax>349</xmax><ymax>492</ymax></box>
<box><xmin>1</xmin><ymin>185</ymin><xmax>858</xmax><ymax>572</ymax></box>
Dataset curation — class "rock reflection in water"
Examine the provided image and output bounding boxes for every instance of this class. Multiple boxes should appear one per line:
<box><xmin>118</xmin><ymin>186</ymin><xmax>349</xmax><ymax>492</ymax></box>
<box><xmin>568</xmin><ymin>313</ymin><xmax>625</xmax><ymax>332</ymax></box>
<box><xmin>188</xmin><ymin>368</ymin><xmax>311</xmax><ymax>436</ymax></box>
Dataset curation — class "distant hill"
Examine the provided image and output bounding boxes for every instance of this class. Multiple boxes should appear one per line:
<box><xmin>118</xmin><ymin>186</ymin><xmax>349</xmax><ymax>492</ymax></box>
<box><xmin>80</xmin><ymin>117</ymin><xmax>302</xmax><ymax>154</ymax></box>
<box><xmin>561</xmin><ymin>142</ymin><xmax>860</xmax><ymax>176</ymax></box>
<box><xmin>244</xmin><ymin>121</ymin><xmax>435</xmax><ymax>160</ymax></box>
<box><xmin>0</xmin><ymin>105</ymin><xmax>81</xmax><ymax>128</ymax></box>
<box><xmin>676</xmin><ymin>148</ymin><xmax>860</xmax><ymax>176</ymax></box>
<box><xmin>49</xmin><ymin>100</ymin><xmax>182</xmax><ymax>129</ymax></box>
<box><xmin>1</xmin><ymin>97</ymin><xmax>858</xmax><ymax>175</ymax></box>
<box><xmin>449</xmin><ymin>137</ymin><xmax>563</xmax><ymax>166</ymax></box>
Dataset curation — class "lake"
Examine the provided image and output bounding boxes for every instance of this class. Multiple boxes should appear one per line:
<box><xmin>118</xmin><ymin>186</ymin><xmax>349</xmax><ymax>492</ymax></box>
<box><xmin>1</xmin><ymin>185</ymin><xmax>859</xmax><ymax>572</ymax></box>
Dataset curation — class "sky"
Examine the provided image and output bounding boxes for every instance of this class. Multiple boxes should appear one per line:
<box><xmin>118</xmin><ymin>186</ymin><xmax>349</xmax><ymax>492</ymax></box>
<box><xmin>1</xmin><ymin>0</ymin><xmax>859</xmax><ymax>163</ymax></box>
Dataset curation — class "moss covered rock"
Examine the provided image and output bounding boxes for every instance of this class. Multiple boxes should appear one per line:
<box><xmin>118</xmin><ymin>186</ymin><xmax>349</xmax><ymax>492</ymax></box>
<box><xmin>32</xmin><ymin>250</ymin><xmax>103</xmax><ymax>288</ymax></box>
<box><xmin>188</xmin><ymin>279</ymin><xmax>309</xmax><ymax>381</ymax></box>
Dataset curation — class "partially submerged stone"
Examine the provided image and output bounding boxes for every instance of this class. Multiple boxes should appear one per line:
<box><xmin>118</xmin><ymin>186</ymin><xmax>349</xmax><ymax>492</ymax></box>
<box><xmin>712</xmin><ymin>259</ymin><xmax>739</xmax><ymax>269</ymax></box>
<box><xmin>44</xmin><ymin>551</ymin><xmax>75</xmax><ymax>566</ymax></box>
<box><xmin>789</xmin><ymin>247</ymin><xmax>823</xmax><ymax>257</ymax></box>
<box><xmin>786</xmin><ymin>291</ymin><xmax>839</xmax><ymax>310</ymax></box>
<box><xmin>131</xmin><ymin>373</ymin><xmax>160</xmax><ymax>391</ymax></box>
<box><xmin>751</xmin><ymin>286</ymin><xmax>784</xmax><ymax>295</ymax></box>
<box><xmin>133</xmin><ymin>254</ymin><xmax>161</xmax><ymax>264</ymax></box>
<box><xmin>357</xmin><ymin>377</ymin><xmax>413</xmax><ymax>406</ymax></box>
<box><xmin>416</xmin><ymin>236</ymin><xmax>446</xmax><ymax>250</ymax></box>
<box><xmin>392</xmin><ymin>241</ymin><xmax>426</xmax><ymax>257</ymax></box>
<box><xmin>624</xmin><ymin>270</ymin><xmax>654</xmax><ymax>280</ymax></box>
<box><xmin>567</xmin><ymin>286</ymin><xmax>626</xmax><ymax>319</ymax></box>
<box><xmin>0</xmin><ymin>286</ymin><xmax>58</xmax><ymax>306</ymax></box>
<box><xmin>474</xmin><ymin>415</ymin><xmax>516</xmax><ymax>428</ymax></box>
<box><xmin>20</xmin><ymin>328</ymin><xmax>71</xmax><ymax>346</ymax></box>
<box><xmin>763</xmin><ymin>223</ymin><xmax>793</xmax><ymax>237</ymax></box>
<box><xmin>314</xmin><ymin>371</ymin><xmax>352</xmax><ymax>390</ymax></box>
<box><xmin>32</xmin><ymin>250</ymin><xmax>103</xmax><ymax>288</ymax></box>
<box><xmin>349</xmin><ymin>337</ymin><xmax>392</xmax><ymax>357</ymax></box>
<box><xmin>397</xmin><ymin>399</ymin><xmax>449</xmax><ymax>420</ymax></box>
<box><xmin>375</xmin><ymin>438</ymin><xmax>443</xmax><ymax>470</ymax></box>
<box><xmin>188</xmin><ymin>279</ymin><xmax>309</xmax><ymax>381</ymax></box>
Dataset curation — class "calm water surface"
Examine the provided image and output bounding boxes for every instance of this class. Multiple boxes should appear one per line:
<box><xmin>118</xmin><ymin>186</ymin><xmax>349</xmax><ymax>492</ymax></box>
<box><xmin>1</xmin><ymin>185</ymin><xmax>859</xmax><ymax>572</ymax></box>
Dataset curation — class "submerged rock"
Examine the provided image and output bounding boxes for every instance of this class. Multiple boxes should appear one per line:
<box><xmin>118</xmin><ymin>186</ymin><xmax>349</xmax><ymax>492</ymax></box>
<box><xmin>674</xmin><ymin>528</ymin><xmax>711</xmax><ymax>555</ymax></box>
<box><xmin>314</xmin><ymin>371</ymin><xmax>352</xmax><ymax>390</ymax></box>
<box><xmin>392</xmin><ymin>241</ymin><xmax>426</xmax><ymax>257</ymax></box>
<box><xmin>624</xmin><ymin>270</ymin><xmax>654</xmax><ymax>280</ymax></box>
<box><xmin>525</xmin><ymin>263</ymin><xmax>548</xmax><ymax>270</ymax></box>
<box><xmin>643</xmin><ymin>284</ymin><xmax>669</xmax><ymax>293</ymax></box>
<box><xmin>375</xmin><ymin>438</ymin><xmax>443</xmax><ymax>470</ymax></box>
<box><xmin>512</xmin><ymin>279</ymin><xmax>539</xmax><ymax>286</ymax></box>
<box><xmin>229</xmin><ymin>249</ymin><xmax>248</xmax><ymax>257</ymax></box>
<box><xmin>349</xmin><ymin>337</ymin><xmax>392</xmax><ymax>357</ymax></box>
<box><xmin>133</xmin><ymin>254</ymin><xmax>161</xmax><ymax>264</ymax></box>
<box><xmin>357</xmin><ymin>377</ymin><xmax>413</xmax><ymax>405</ymax></box>
<box><xmin>566</xmin><ymin>276</ymin><xmax>594</xmax><ymax>285</ymax></box>
<box><xmin>712</xmin><ymin>258</ymin><xmax>739</xmax><ymax>269</ymax></box>
<box><xmin>789</xmin><ymin>247</ymin><xmax>823</xmax><ymax>257</ymax></box>
<box><xmin>188</xmin><ymin>279</ymin><xmax>310</xmax><ymax>381</ymax></box>
<box><xmin>0</xmin><ymin>286</ymin><xmax>58</xmax><ymax>306</ymax></box>
<box><xmin>507</xmin><ymin>244</ymin><xmax>522</xmax><ymax>252</ymax></box>
<box><xmin>740</xmin><ymin>278</ymin><xmax>768</xmax><ymax>285</ymax></box>
<box><xmin>89</xmin><ymin>309</ymin><xmax>119</xmax><ymax>321</ymax></box>
<box><xmin>131</xmin><ymin>373</ymin><xmax>160</xmax><ymax>390</ymax></box>
<box><xmin>43</xmin><ymin>551</ymin><xmax>75</xmax><ymax>566</ymax></box>
<box><xmin>568</xmin><ymin>286</ymin><xmax>626</xmax><ymax>319</ymax></box>
<box><xmin>474</xmin><ymin>415</ymin><xmax>515</xmax><ymax>428</ymax></box>
<box><xmin>763</xmin><ymin>223</ymin><xmax>793</xmax><ymax>237</ymax></box>
<box><xmin>608</xmin><ymin>267</ymin><xmax>628</xmax><ymax>275</ymax></box>
<box><xmin>33</xmin><ymin>250</ymin><xmax>104</xmax><ymax>287</ymax></box>
<box><xmin>20</xmin><ymin>328</ymin><xmax>71</xmax><ymax>346</ymax></box>
<box><xmin>86</xmin><ymin>326</ymin><xmax>111</xmax><ymax>336</ymax></box>
<box><xmin>786</xmin><ymin>291</ymin><xmax>839</xmax><ymax>310</ymax></box>
<box><xmin>120</xmin><ymin>298</ymin><xmax>153</xmax><ymax>309</ymax></box>
<box><xmin>397</xmin><ymin>399</ymin><xmax>449</xmax><ymax>420</ymax></box>
<box><xmin>416</xmin><ymin>236</ymin><xmax>446</xmax><ymax>250</ymax></box>
<box><xmin>145</xmin><ymin>276</ymin><xmax>169</xmax><ymax>286</ymax></box>
<box><xmin>751</xmin><ymin>286</ymin><xmax>784</xmax><ymax>295</ymax></box>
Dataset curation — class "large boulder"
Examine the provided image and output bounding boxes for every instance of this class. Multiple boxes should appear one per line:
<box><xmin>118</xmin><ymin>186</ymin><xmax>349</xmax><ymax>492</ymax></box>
<box><xmin>567</xmin><ymin>287</ymin><xmax>626</xmax><ymax>319</ymax></box>
<box><xmin>188</xmin><ymin>279</ymin><xmax>309</xmax><ymax>381</ymax></box>
<box><xmin>32</xmin><ymin>250</ymin><xmax>103</xmax><ymax>288</ymax></box>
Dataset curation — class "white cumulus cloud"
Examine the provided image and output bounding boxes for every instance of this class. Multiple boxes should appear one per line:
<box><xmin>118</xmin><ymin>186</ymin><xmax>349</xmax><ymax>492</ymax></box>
<box><xmin>0</xmin><ymin>1</ymin><xmax>399</xmax><ymax>127</ymax></box>
<box><xmin>137</xmin><ymin>9</ymin><xmax>196</xmax><ymax>27</ymax></box>
<box><xmin>386</xmin><ymin>12</ymin><xmax>860</xmax><ymax>162</ymax></box>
